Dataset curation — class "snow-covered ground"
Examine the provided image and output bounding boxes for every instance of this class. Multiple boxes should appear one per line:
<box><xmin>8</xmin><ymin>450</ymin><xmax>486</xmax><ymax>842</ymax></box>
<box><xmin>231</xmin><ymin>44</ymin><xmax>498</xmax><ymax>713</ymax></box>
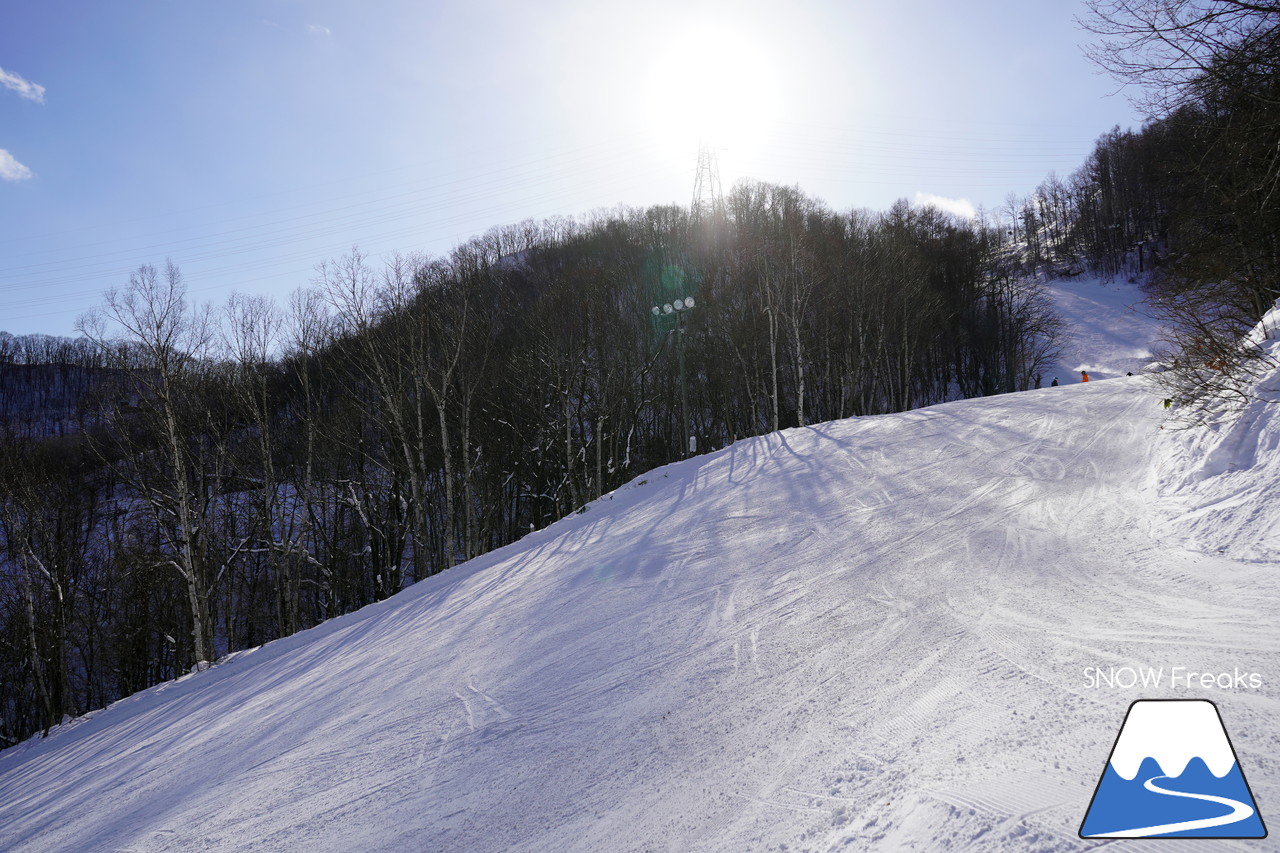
<box><xmin>1044</xmin><ymin>273</ymin><xmax>1164</xmax><ymax>383</ymax></box>
<box><xmin>1156</xmin><ymin>305</ymin><xmax>1280</xmax><ymax>568</ymax></box>
<box><xmin>2</xmin><ymin>279</ymin><xmax>1278</xmax><ymax>852</ymax></box>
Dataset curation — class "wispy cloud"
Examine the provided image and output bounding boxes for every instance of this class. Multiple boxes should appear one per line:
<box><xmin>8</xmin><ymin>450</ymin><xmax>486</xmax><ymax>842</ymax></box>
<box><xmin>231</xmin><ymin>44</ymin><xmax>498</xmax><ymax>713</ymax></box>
<box><xmin>306</xmin><ymin>24</ymin><xmax>332</xmax><ymax>37</ymax></box>
<box><xmin>914</xmin><ymin>192</ymin><xmax>976</xmax><ymax>221</ymax></box>
<box><xmin>0</xmin><ymin>66</ymin><xmax>46</xmax><ymax>103</ymax></box>
<box><xmin>0</xmin><ymin>149</ymin><xmax>33</xmax><ymax>181</ymax></box>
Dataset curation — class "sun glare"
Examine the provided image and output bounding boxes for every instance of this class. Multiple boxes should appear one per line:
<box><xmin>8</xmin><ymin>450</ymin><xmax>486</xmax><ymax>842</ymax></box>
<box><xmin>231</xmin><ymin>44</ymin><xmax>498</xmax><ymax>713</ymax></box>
<box><xmin>645</xmin><ymin>25</ymin><xmax>779</xmax><ymax>170</ymax></box>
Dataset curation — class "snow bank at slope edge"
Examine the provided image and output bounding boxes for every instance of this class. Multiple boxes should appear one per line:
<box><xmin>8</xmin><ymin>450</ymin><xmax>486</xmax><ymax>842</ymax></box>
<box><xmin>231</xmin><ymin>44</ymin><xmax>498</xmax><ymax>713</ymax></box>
<box><xmin>1154</xmin><ymin>301</ymin><xmax>1280</xmax><ymax>563</ymax></box>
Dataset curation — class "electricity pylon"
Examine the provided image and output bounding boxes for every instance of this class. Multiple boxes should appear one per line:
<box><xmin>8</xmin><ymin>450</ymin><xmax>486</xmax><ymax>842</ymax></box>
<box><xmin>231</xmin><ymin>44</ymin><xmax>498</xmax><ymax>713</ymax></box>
<box><xmin>691</xmin><ymin>141</ymin><xmax>723</xmax><ymax>220</ymax></box>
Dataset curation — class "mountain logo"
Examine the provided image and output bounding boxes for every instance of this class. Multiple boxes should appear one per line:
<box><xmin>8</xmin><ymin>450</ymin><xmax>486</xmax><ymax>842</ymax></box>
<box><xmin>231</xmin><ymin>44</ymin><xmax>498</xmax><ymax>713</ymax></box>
<box><xmin>1080</xmin><ymin>699</ymin><xmax>1266</xmax><ymax>838</ymax></box>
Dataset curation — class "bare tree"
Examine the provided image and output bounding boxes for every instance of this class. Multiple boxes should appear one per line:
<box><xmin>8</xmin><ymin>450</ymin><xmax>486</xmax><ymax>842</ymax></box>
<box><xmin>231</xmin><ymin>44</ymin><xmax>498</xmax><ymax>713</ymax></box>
<box><xmin>77</xmin><ymin>261</ymin><xmax>219</xmax><ymax>669</ymax></box>
<box><xmin>1080</xmin><ymin>0</ymin><xmax>1280</xmax><ymax>115</ymax></box>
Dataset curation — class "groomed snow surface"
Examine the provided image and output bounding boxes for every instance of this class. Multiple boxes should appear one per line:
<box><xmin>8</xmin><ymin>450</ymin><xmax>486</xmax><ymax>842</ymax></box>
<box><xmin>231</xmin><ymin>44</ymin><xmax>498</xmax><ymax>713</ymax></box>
<box><xmin>2</xmin><ymin>279</ymin><xmax>1278</xmax><ymax>852</ymax></box>
<box><xmin>1044</xmin><ymin>273</ymin><xmax>1164</xmax><ymax>383</ymax></box>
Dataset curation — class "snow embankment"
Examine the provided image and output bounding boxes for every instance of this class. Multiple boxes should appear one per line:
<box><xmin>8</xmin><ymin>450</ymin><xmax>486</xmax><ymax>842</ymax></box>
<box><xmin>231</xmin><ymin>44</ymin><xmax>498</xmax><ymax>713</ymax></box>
<box><xmin>1156</xmin><ymin>303</ymin><xmax>1280</xmax><ymax>564</ymax></box>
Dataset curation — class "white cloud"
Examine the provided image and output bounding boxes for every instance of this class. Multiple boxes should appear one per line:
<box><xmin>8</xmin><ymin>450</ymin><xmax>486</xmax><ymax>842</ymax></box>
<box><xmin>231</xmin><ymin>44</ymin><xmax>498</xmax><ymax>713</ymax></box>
<box><xmin>0</xmin><ymin>66</ymin><xmax>46</xmax><ymax>103</ymax></box>
<box><xmin>0</xmin><ymin>149</ymin><xmax>33</xmax><ymax>181</ymax></box>
<box><xmin>914</xmin><ymin>191</ymin><xmax>976</xmax><ymax>221</ymax></box>
<box><xmin>306</xmin><ymin>24</ymin><xmax>332</xmax><ymax>37</ymax></box>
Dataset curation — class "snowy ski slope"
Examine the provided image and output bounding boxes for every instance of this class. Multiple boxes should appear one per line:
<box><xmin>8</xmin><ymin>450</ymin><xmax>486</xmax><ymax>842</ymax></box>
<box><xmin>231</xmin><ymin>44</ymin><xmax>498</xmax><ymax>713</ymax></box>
<box><xmin>1044</xmin><ymin>273</ymin><xmax>1163</xmax><ymax>382</ymax></box>
<box><xmin>1</xmin><ymin>279</ymin><xmax>1277</xmax><ymax>852</ymax></box>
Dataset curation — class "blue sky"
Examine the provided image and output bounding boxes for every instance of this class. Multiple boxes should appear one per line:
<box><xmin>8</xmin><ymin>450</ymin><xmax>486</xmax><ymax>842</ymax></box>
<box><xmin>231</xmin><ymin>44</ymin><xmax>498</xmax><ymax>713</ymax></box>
<box><xmin>0</xmin><ymin>0</ymin><xmax>1141</xmax><ymax>337</ymax></box>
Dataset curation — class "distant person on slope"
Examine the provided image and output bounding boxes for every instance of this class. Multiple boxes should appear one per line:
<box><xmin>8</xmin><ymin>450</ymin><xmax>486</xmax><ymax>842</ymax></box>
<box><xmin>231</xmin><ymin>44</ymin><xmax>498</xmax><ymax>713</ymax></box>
<box><xmin>1050</xmin><ymin>377</ymin><xmax>1059</xmax><ymax>387</ymax></box>
<box><xmin>1081</xmin><ymin>370</ymin><xmax>1090</xmax><ymax>383</ymax></box>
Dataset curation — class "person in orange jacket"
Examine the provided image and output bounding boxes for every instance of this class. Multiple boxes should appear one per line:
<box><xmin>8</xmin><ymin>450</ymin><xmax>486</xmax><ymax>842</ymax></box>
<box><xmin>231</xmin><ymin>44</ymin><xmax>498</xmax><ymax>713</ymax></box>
<box><xmin>1081</xmin><ymin>370</ymin><xmax>1090</xmax><ymax>382</ymax></box>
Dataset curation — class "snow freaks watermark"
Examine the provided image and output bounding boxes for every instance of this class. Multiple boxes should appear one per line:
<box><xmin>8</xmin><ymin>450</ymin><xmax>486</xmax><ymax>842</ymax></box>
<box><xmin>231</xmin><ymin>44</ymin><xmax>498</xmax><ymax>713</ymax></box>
<box><xmin>1083</xmin><ymin>666</ymin><xmax>1263</xmax><ymax>690</ymax></box>
<box><xmin>1079</xmin><ymin>700</ymin><xmax>1266</xmax><ymax>839</ymax></box>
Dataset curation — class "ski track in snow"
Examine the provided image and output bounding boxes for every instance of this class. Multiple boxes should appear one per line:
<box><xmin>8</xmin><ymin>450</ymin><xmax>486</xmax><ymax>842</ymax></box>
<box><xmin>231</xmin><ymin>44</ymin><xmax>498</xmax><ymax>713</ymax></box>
<box><xmin>1</xmin><ymin>279</ymin><xmax>1277</xmax><ymax>852</ymax></box>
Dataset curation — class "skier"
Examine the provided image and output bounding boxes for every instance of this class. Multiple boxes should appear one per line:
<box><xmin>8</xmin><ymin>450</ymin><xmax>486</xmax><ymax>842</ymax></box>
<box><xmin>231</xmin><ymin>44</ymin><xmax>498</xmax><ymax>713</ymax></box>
<box><xmin>1050</xmin><ymin>377</ymin><xmax>1059</xmax><ymax>387</ymax></box>
<box><xmin>1081</xmin><ymin>370</ymin><xmax>1090</xmax><ymax>383</ymax></box>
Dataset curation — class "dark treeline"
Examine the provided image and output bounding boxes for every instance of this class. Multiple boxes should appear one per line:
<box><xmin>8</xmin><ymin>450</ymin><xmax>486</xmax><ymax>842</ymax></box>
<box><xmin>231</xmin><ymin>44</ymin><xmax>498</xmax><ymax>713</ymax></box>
<box><xmin>1006</xmin><ymin>102</ymin><xmax>1276</xmax><ymax>315</ymax></box>
<box><xmin>0</xmin><ymin>180</ymin><xmax>1063</xmax><ymax>746</ymax></box>
<box><xmin>0</xmin><ymin>334</ymin><xmax>116</xmax><ymax>438</ymax></box>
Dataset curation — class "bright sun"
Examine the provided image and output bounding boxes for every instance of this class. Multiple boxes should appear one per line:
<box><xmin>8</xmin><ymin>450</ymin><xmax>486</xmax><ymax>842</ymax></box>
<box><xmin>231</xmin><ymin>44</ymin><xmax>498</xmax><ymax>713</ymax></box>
<box><xmin>644</xmin><ymin>24</ymin><xmax>779</xmax><ymax>168</ymax></box>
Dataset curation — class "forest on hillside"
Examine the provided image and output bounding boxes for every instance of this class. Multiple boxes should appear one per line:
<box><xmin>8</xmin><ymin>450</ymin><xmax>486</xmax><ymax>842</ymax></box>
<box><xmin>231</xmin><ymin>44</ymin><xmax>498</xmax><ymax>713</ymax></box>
<box><xmin>0</xmin><ymin>184</ymin><xmax>1062</xmax><ymax>746</ymax></box>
